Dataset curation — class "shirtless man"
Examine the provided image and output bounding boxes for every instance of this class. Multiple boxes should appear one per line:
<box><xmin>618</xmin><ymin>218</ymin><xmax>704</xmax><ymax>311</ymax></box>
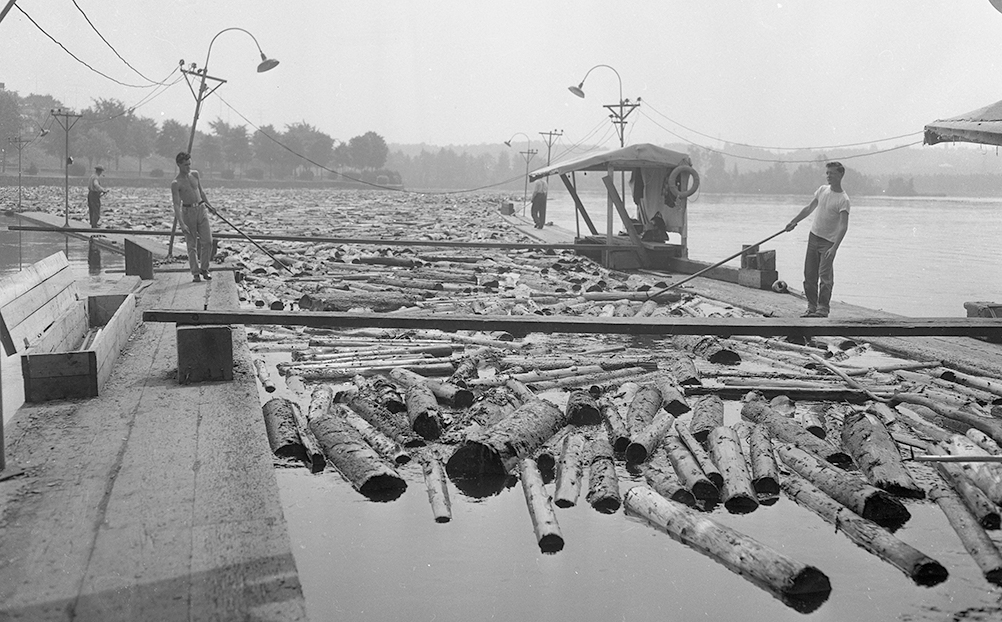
<box><xmin>171</xmin><ymin>152</ymin><xmax>214</xmax><ymax>282</ymax></box>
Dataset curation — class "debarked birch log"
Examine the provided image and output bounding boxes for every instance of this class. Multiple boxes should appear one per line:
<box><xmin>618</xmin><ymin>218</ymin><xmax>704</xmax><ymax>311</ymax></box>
<box><xmin>602</xmin><ymin>403</ymin><xmax>631</xmax><ymax>454</ymax></box>
<box><xmin>337</xmin><ymin>404</ymin><xmax>411</xmax><ymax>466</ymax></box>
<box><xmin>781</xmin><ymin>472</ymin><xmax>947</xmax><ymax>586</ymax></box>
<box><xmin>777</xmin><ymin>444</ymin><xmax>911</xmax><ymax>529</ymax></box>
<box><xmin>520</xmin><ymin>458</ymin><xmax>564</xmax><ymax>553</ymax></box>
<box><xmin>586</xmin><ymin>433</ymin><xmax>622</xmax><ymax>514</ymax></box>
<box><xmin>624</xmin><ymin>486</ymin><xmax>831</xmax><ymax>612</ymax></box>
<box><xmin>643</xmin><ymin>446</ymin><xmax>696</xmax><ymax>507</ymax></box>
<box><xmin>625</xmin><ymin>411</ymin><xmax>676</xmax><ymax>465</ymax></box>
<box><xmin>446</xmin><ymin>398</ymin><xmax>567</xmax><ymax>478</ymax></box>
<box><xmin>254</xmin><ymin>358</ymin><xmax>276</xmax><ymax>393</ymax></box>
<box><xmin>309</xmin><ymin>413</ymin><xmax>407</xmax><ymax>500</ymax></box>
<box><xmin>742</xmin><ymin>400</ymin><xmax>852</xmax><ymax>467</ymax></box>
<box><xmin>735</xmin><ymin>421</ymin><xmax>781</xmax><ymax>495</ymax></box>
<box><xmin>841</xmin><ymin>408</ymin><xmax>925</xmax><ymax>499</ymax></box>
<box><xmin>708</xmin><ymin>426</ymin><xmax>758</xmax><ymax>514</ymax></box>
<box><xmin>677</xmin><ymin>424</ymin><xmax>724</xmax><ymax>489</ymax></box>
<box><xmin>664</xmin><ymin>433</ymin><xmax>719</xmax><ymax>502</ymax></box>
<box><xmin>554</xmin><ymin>431</ymin><xmax>587</xmax><ymax>508</ymax></box>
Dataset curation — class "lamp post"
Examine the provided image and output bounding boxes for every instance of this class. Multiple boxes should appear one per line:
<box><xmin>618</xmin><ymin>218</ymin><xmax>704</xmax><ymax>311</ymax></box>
<box><xmin>568</xmin><ymin>64</ymin><xmax>640</xmax><ymax>148</ymax></box>
<box><xmin>505</xmin><ymin>132</ymin><xmax>537</xmax><ymax>215</ymax></box>
<box><xmin>170</xmin><ymin>27</ymin><xmax>279</xmax><ymax>256</ymax></box>
<box><xmin>8</xmin><ymin>128</ymin><xmax>49</xmax><ymax>211</ymax></box>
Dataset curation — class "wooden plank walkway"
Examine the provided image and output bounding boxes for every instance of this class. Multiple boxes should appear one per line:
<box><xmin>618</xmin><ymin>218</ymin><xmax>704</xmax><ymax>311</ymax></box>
<box><xmin>141</xmin><ymin>309</ymin><xmax>1002</xmax><ymax>339</ymax></box>
<box><xmin>0</xmin><ymin>271</ymin><xmax>307</xmax><ymax>621</ymax></box>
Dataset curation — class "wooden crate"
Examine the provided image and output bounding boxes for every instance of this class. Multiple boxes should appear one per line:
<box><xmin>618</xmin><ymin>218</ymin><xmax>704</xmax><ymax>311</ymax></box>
<box><xmin>0</xmin><ymin>252</ymin><xmax>139</xmax><ymax>403</ymax></box>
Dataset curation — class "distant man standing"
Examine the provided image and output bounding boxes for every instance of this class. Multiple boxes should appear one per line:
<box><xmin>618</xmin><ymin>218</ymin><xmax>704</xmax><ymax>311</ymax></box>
<box><xmin>87</xmin><ymin>165</ymin><xmax>107</xmax><ymax>228</ymax></box>
<box><xmin>530</xmin><ymin>177</ymin><xmax>548</xmax><ymax>229</ymax></box>
<box><xmin>785</xmin><ymin>161</ymin><xmax>850</xmax><ymax>318</ymax></box>
<box><xmin>171</xmin><ymin>152</ymin><xmax>214</xmax><ymax>282</ymax></box>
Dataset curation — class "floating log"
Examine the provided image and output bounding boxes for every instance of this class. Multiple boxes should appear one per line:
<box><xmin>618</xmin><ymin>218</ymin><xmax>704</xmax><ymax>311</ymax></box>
<box><xmin>299</xmin><ymin>290</ymin><xmax>423</xmax><ymax>312</ymax></box>
<box><xmin>253</xmin><ymin>358</ymin><xmax>276</xmax><ymax>393</ymax></box>
<box><xmin>893</xmin><ymin>393</ymin><xmax>1002</xmax><ymax>445</ymax></box>
<box><xmin>643</xmin><ymin>447</ymin><xmax>696</xmax><ymax>507</ymax></box>
<box><xmin>664</xmin><ymin>433</ymin><xmax>719</xmax><ymax>502</ymax></box>
<box><xmin>309</xmin><ymin>413</ymin><xmax>407</xmax><ymax>501</ymax></box>
<box><xmin>934</xmin><ymin>455</ymin><xmax>1001</xmax><ymax>530</ymax></box>
<box><xmin>535</xmin><ymin>425</ymin><xmax>573</xmax><ymax>479</ymax></box>
<box><xmin>708</xmin><ymin>426</ymin><xmax>758</xmax><ymax>514</ymax></box>
<box><xmin>689</xmin><ymin>395</ymin><xmax>724</xmax><ymax>443</ymax></box>
<box><xmin>939</xmin><ymin>435</ymin><xmax>1002</xmax><ymax>505</ymax></box>
<box><xmin>671</xmin><ymin>335</ymin><xmax>741</xmax><ymax>365</ymax></box>
<box><xmin>529</xmin><ymin>366</ymin><xmax>652</xmax><ymax>392</ymax></box>
<box><xmin>939</xmin><ymin>368</ymin><xmax>1002</xmax><ymax>400</ymax></box>
<box><xmin>288</xmin><ymin>396</ymin><xmax>326</xmax><ymax>473</ymax></box>
<box><xmin>565</xmin><ymin>389</ymin><xmax>602</xmax><ymax>425</ymax></box>
<box><xmin>421</xmin><ymin>450</ymin><xmax>452</xmax><ymax>523</ymax></box>
<box><xmin>390</xmin><ymin>366</ymin><xmax>474</xmax><ymax>408</ymax></box>
<box><xmin>347</xmin><ymin>394</ymin><xmax>425</xmax><ymax>448</ymax></box>
<box><xmin>601</xmin><ymin>403</ymin><xmax>630</xmax><ymax>454</ymax></box>
<box><xmin>625</xmin><ymin>411</ymin><xmax>677</xmax><ymax>465</ymax></box>
<box><xmin>626</xmin><ymin>385</ymin><xmax>664</xmax><ymax>440</ymax></box>
<box><xmin>777</xmin><ymin>444</ymin><xmax>911</xmax><ymax>529</ymax></box>
<box><xmin>677</xmin><ymin>424</ymin><xmax>724</xmax><ymax>489</ymax></box>
<box><xmin>401</xmin><ymin>383</ymin><xmax>443</xmax><ymax>440</ymax></box>
<box><xmin>741</xmin><ymin>399</ymin><xmax>852</xmax><ymax>467</ymax></box>
<box><xmin>652</xmin><ymin>374</ymin><xmax>691</xmax><ymax>415</ymax></box>
<box><xmin>355</xmin><ymin>375</ymin><xmax>407</xmax><ymax>413</ymax></box>
<box><xmin>781</xmin><ymin>471</ymin><xmax>947</xmax><ymax>586</ymax></box>
<box><xmin>453</xmin><ymin>384</ymin><xmax>525</xmax><ymax>435</ymax></box>
<box><xmin>800</xmin><ymin>408</ymin><xmax>826</xmax><ymax>439</ymax></box>
<box><xmin>519</xmin><ymin>458</ymin><xmax>564</xmax><ymax>553</ymax></box>
<box><xmin>262</xmin><ymin>397</ymin><xmax>307</xmax><ymax>463</ymax></box>
<box><xmin>338</xmin><ymin>405</ymin><xmax>411</xmax><ymax>466</ymax></box>
<box><xmin>554</xmin><ymin>431</ymin><xmax>587</xmax><ymax>508</ymax></box>
<box><xmin>926</xmin><ymin>472</ymin><xmax>1002</xmax><ymax>585</ymax></box>
<box><xmin>624</xmin><ymin>486</ymin><xmax>831</xmax><ymax>613</ymax></box>
<box><xmin>446</xmin><ymin>398</ymin><xmax>567</xmax><ymax>477</ymax></box>
<box><xmin>735</xmin><ymin>421</ymin><xmax>780</xmax><ymax>495</ymax></box>
<box><xmin>586</xmin><ymin>433</ymin><xmax>621</xmax><ymax>514</ymax></box>
<box><xmin>841</xmin><ymin>408</ymin><xmax>925</xmax><ymax>499</ymax></box>
<box><xmin>967</xmin><ymin>429</ymin><xmax>1002</xmax><ymax>455</ymax></box>
<box><xmin>664</xmin><ymin>353</ymin><xmax>701</xmax><ymax>386</ymax></box>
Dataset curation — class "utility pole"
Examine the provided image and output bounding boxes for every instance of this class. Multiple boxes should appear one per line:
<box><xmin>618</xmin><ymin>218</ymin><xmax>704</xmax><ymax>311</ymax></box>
<box><xmin>8</xmin><ymin>136</ymin><xmax>32</xmax><ymax>210</ymax></box>
<box><xmin>519</xmin><ymin>148</ymin><xmax>538</xmax><ymax>214</ymax></box>
<box><xmin>604</xmin><ymin>100</ymin><xmax>641</xmax><ymax>148</ymax></box>
<box><xmin>538</xmin><ymin>129</ymin><xmax>563</xmax><ymax>166</ymax></box>
<box><xmin>50</xmin><ymin>108</ymin><xmax>83</xmax><ymax>227</ymax></box>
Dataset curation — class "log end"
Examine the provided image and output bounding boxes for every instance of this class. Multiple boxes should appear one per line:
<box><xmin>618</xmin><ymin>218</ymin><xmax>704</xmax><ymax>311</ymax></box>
<box><xmin>706</xmin><ymin>473</ymin><xmax>724</xmax><ymax>490</ymax></box>
<box><xmin>882</xmin><ymin>483</ymin><xmax>926</xmax><ymax>500</ymax></box>
<box><xmin>985</xmin><ymin>567</ymin><xmax>1002</xmax><ymax>587</ymax></box>
<box><xmin>612</xmin><ymin>436</ymin><xmax>631</xmax><ymax>454</ymax></box>
<box><xmin>589</xmin><ymin>496</ymin><xmax>622</xmax><ymax>515</ymax></box>
<box><xmin>453</xmin><ymin>389</ymin><xmax>475</xmax><ymax>409</ymax></box>
<box><xmin>780</xmin><ymin>566</ymin><xmax>832</xmax><ymax>613</ymax></box>
<box><xmin>752</xmin><ymin>477</ymin><xmax>781</xmax><ymax>496</ymax></box>
<box><xmin>413</xmin><ymin>414</ymin><xmax>443</xmax><ymax>441</ymax></box>
<box><xmin>357</xmin><ymin>474</ymin><xmax>407</xmax><ymax>502</ymax></box>
<box><xmin>981</xmin><ymin>512</ymin><xmax>1001</xmax><ymax>531</ymax></box>
<box><xmin>569</xmin><ymin>406</ymin><xmax>603</xmax><ymax>426</ymax></box>
<box><xmin>538</xmin><ymin>533</ymin><xmax>565</xmax><ymax>554</ymax></box>
<box><xmin>308</xmin><ymin>453</ymin><xmax>327</xmax><ymax>474</ymax></box>
<box><xmin>707</xmin><ymin>350</ymin><xmax>741</xmax><ymax>366</ymax></box>
<box><xmin>625</xmin><ymin>443</ymin><xmax>649</xmax><ymax>465</ymax></box>
<box><xmin>446</xmin><ymin>441</ymin><xmax>506</xmax><ymax>478</ymax></box>
<box><xmin>692</xmin><ymin>480</ymin><xmax>720</xmax><ymax>503</ymax></box>
<box><xmin>665</xmin><ymin>400</ymin><xmax>692</xmax><ymax>416</ymax></box>
<box><xmin>824</xmin><ymin>451</ymin><xmax>854</xmax><ymax>469</ymax></box>
<box><xmin>723</xmin><ymin>494</ymin><xmax>759</xmax><ymax>515</ymax></box>
<box><xmin>911</xmin><ymin>560</ymin><xmax>949</xmax><ymax>587</ymax></box>
<box><xmin>861</xmin><ymin>493</ymin><xmax>912</xmax><ymax>530</ymax></box>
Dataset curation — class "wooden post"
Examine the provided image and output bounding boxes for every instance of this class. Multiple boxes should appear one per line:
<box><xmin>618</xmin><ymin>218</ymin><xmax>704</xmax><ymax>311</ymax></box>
<box><xmin>520</xmin><ymin>458</ymin><xmax>564</xmax><ymax>553</ymax></box>
<box><xmin>708</xmin><ymin>426</ymin><xmax>758</xmax><ymax>514</ymax></box>
<box><xmin>777</xmin><ymin>443</ymin><xmax>911</xmax><ymax>529</ymax></box>
<box><xmin>781</xmin><ymin>472</ymin><xmax>948</xmax><ymax>586</ymax></box>
<box><xmin>624</xmin><ymin>486</ymin><xmax>831</xmax><ymax>612</ymax></box>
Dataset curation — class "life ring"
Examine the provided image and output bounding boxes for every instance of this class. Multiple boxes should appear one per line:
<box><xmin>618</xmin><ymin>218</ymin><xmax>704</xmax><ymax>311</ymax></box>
<box><xmin>668</xmin><ymin>165</ymin><xmax>700</xmax><ymax>198</ymax></box>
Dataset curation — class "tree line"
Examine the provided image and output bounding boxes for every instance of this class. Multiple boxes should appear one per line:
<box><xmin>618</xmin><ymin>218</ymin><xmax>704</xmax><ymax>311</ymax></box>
<box><xmin>0</xmin><ymin>87</ymin><xmax>391</xmax><ymax>181</ymax></box>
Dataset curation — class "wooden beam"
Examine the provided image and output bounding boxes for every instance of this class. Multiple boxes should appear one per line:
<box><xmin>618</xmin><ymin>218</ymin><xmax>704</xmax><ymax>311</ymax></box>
<box><xmin>602</xmin><ymin>175</ymin><xmax>651</xmax><ymax>267</ymax></box>
<box><xmin>558</xmin><ymin>173</ymin><xmax>598</xmax><ymax>235</ymax></box>
<box><xmin>7</xmin><ymin>226</ymin><xmax>627</xmax><ymax>251</ymax></box>
<box><xmin>142</xmin><ymin>309</ymin><xmax>1002</xmax><ymax>338</ymax></box>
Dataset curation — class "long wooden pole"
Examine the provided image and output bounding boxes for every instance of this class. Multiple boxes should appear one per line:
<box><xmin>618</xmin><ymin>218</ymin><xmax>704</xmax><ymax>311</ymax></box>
<box><xmin>646</xmin><ymin>227</ymin><xmax>788</xmax><ymax>299</ymax></box>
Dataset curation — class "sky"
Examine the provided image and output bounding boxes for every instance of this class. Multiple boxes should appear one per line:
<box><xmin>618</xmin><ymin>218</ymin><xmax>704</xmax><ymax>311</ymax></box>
<box><xmin>3</xmin><ymin>0</ymin><xmax>1002</xmax><ymax>157</ymax></box>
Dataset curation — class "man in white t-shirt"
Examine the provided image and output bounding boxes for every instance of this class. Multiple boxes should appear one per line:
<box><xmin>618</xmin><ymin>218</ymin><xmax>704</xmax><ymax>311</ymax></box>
<box><xmin>785</xmin><ymin>161</ymin><xmax>850</xmax><ymax>318</ymax></box>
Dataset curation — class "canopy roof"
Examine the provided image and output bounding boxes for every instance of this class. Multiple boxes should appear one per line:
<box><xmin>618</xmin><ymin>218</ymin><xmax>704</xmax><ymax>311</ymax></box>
<box><xmin>529</xmin><ymin>143</ymin><xmax>690</xmax><ymax>181</ymax></box>
<box><xmin>924</xmin><ymin>99</ymin><xmax>1002</xmax><ymax>147</ymax></box>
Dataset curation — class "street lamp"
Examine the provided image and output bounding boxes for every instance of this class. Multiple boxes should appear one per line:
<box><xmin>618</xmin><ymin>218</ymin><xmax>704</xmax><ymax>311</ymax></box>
<box><xmin>505</xmin><ymin>132</ymin><xmax>537</xmax><ymax>214</ymax></box>
<box><xmin>568</xmin><ymin>64</ymin><xmax>640</xmax><ymax>148</ymax></box>
<box><xmin>181</xmin><ymin>27</ymin><xmax>279</xmax><ymax>154</ymax></box>
<box><xmin>171</xmin><ymin>27</ymin><xmax>279</xmax><ymax>256</ymax></box>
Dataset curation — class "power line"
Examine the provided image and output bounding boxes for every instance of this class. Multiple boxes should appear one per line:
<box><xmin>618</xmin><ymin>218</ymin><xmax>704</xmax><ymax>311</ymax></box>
<box><xmin>14</xmin><ymin>5</ymin><xmax>159</xmax><ymax>89</ymax></box>
<box><xmin>643</xmin><ymin>99</ymin><xmax>923</xmax><ymax>152</ymax></box>
<box><xmin>70</xmin><ymin>0</ymin><xmax>171</xmax><ymax>86</ymax></box>
<box><xmin>639</xmin><ymin>109</ymin><xmax>922</xmax><ymax>164</ymax></box>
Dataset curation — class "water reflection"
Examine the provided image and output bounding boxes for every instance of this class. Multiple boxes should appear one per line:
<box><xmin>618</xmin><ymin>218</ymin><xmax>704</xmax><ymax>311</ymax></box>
<box><xmin>87</xmin><ymin>239</ymin><xmax>102</xmax><ymax>274</ymax></box>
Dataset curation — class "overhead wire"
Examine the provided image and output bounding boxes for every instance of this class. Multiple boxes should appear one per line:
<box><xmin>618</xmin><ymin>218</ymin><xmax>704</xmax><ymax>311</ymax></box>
<box><xmin>70</xmin><ymin>0</ymin><xmax>171</xmax><ymax>86</ymax></box>
<box><xmin>14</xmin><ymin>4</ymin><xmax>159</xmax><ymax>89</ymax></box>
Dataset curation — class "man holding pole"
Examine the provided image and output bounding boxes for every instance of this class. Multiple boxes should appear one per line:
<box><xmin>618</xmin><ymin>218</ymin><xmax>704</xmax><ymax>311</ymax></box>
<box><xmin>171</xmin><ymin>152</ymin><xmax>214</xmax><ymax>282</ymax></box>
<box><xmin>87</xmin><ymin>165</ymin><xmax>107</xmax><ymax>228</ymax></box>
<box><xmin>785</xmin><ymin>161</ymin><xmax>850</xmax><ymax>318</ymax></box>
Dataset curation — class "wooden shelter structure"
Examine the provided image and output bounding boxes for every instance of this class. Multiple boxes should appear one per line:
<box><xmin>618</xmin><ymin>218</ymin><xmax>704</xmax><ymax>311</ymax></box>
<box><xmin>529</xmin><ymin>143</ymin><xmax>698</xmax><ymax>270</ymax></box>
<box><xmin>924</xmin><ymin>99</ymin><xmax>1002</xmax><ymax>147</ymax></box>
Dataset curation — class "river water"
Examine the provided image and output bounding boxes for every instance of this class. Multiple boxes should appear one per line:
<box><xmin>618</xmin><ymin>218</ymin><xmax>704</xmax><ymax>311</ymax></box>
<box><xmin>3</xmin><ymin>189</ymin><xmax>1002</xmax><ymax>621</ymax></box>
